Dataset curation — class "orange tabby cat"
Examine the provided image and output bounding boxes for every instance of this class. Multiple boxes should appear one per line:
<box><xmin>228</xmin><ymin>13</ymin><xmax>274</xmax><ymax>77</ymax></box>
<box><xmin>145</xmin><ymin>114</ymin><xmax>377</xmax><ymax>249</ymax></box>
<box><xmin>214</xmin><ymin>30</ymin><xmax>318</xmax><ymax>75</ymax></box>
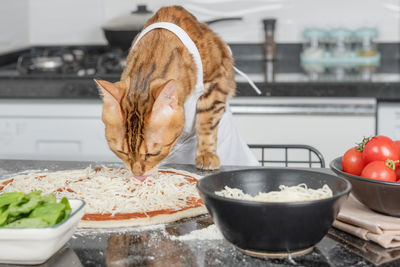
<box><xmin>95</xmin><ymin>6</ymin><xmax>251</xmax><ymax>177</ymax></box>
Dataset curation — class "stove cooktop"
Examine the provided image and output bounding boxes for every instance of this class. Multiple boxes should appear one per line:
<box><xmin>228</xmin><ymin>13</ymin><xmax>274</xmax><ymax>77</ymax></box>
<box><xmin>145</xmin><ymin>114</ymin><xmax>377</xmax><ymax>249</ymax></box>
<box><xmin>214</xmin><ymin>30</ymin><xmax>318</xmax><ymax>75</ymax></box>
<box><xmin>0</xmin><ymin>44</ymin><xmax>399</xmax><ymax>84</ymax></box>
<box><xmin>0</xmin><ymin>46</ymin><xmax>127</xmax><ymax>78</ymax></box>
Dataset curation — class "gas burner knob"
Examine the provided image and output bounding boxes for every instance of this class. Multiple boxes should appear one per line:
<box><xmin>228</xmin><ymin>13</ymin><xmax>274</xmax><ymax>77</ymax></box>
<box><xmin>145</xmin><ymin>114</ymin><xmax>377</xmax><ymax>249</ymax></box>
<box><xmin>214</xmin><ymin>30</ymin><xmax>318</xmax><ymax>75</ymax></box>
<box><xmin>86</xmin><ymin>69</ymin><xmax>96</xmax><ymax>75</ymax></box>
<box><xmin>72</xmin><ymin>49</ymin><xmax>85</xmax><ymax>61</ymax></box>
<box><xmin>63</xmin><ymin>53</ymin><xmax>74</xmax><ymax>62</ymax></box>
<box><xmin>77</xmin><ymin>69</ymin><xmax>86</xmax><ymax>76</ymax></box>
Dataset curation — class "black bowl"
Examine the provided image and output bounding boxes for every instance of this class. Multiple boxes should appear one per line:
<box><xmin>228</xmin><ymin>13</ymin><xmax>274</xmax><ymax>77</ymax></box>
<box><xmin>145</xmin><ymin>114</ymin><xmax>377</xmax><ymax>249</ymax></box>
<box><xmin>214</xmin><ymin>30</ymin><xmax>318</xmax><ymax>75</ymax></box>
<box><xmin>103</xmin><ymin>29</ymin><xmax>140</xmax><ymax>51</ymax></box>
<box><xmin>330</xmin><ymin>157</ymin><xmax>400</xmax><ymax>216</ymax></box>
<box><xmin>196</xmin><ymin>168</ymin><xmax>351</xmax><ymax>256</ymax></box>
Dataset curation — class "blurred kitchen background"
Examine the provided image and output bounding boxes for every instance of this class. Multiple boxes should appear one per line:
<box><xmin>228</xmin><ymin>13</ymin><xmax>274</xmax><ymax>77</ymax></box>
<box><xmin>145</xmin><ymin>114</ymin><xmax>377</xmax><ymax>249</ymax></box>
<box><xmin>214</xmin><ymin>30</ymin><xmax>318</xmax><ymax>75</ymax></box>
<box><xmin>0</xmin><ymin>0</ymin><xmax>400</xmax><ymax>166</ymax></box>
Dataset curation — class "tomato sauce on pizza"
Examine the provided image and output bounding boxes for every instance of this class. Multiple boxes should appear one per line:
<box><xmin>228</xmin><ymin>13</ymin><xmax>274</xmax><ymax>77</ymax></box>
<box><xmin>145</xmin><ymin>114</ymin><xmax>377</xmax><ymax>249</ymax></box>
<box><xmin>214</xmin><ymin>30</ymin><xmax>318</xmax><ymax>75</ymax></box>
<box><xmin>0</xmin><ymin>168</ymin><xmax>207</xmax><ymax>228</ymax></box>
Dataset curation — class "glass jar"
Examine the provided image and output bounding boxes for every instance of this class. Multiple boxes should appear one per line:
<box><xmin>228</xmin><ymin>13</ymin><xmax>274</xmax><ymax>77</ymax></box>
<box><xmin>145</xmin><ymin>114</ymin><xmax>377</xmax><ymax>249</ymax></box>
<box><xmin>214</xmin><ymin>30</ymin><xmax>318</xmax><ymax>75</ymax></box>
<box><xmin>303</xmin><ymin>28</ymin><xmax>326</xmax><ymax>59</ymax></box>
<box><xmin>328</xmin><ymin>28</ymin><xmax>352</xmax><ymax>81</ymax></box>
<box><xmin>355</xmin><ymin>27</ymin><xmax>378</xmax><ymax>80</ymax></box>
<box><xmin>302</xmin><ymin>28</ymin><xmax>327</xmax><ymax>80</ymax></box>
<box><xmin>329</xmin><ymin>28</ymin><xmax>352</xmax><ymax>58</ymax></box>
<box><xmin>355</xmin><ymin>27</ymin><xmax>378</xmax><ymax>57</ymax></box>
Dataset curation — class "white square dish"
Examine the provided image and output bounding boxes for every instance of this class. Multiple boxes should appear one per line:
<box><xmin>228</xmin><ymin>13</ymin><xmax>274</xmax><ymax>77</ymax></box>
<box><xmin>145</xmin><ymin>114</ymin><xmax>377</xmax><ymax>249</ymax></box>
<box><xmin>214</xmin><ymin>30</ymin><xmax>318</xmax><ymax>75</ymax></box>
<box><xmin>0</xmin><ymin>199</ymin><xmax>85</xmax><ymax>265</ymax></box>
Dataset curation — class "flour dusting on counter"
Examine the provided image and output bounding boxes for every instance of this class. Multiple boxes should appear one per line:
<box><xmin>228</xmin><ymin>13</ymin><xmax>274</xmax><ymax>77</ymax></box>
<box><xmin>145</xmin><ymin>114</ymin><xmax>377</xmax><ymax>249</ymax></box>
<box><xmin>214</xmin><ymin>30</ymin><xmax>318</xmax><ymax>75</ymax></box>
<box><xmin>74</xmin><ymin>224</ymin><xmax>166</xmax><ymax>235</ymax></box>
<box><xmin>170</xmin><ymin>224</ymin><xmax>223</xmax><ymax>241</ymax></box>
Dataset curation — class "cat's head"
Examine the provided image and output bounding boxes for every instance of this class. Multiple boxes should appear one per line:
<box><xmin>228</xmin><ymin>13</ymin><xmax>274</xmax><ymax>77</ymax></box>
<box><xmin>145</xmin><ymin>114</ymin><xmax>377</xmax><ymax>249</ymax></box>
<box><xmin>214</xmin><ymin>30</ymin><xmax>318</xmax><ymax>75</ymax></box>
<box><xmin>95</xmin><ymin>79</ymin><xmax>184</xmax><ymax>177</ymax></box>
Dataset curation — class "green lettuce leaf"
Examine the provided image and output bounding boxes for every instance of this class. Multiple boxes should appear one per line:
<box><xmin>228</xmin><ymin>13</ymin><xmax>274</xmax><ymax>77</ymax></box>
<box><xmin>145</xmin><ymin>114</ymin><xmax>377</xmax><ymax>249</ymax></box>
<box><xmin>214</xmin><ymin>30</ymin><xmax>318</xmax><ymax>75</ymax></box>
<box><xmin>0</xmin><ymin>192</ymin><xmax>25</xmax><ymax>209</ymax></box>
<box><xmin>60</xmin><ymin>197</ymin><xmax>71</xmax><ymax>221</ymax></box>
<box><xmin>0</xmin><ymin>209</ymin><xmax>9</xmax><ymax>226</ymax></box>
<box><xmin>8</xmin><ymin>195</ymin><xmax>41</xmax><ymax>217</ymax></box>
<box><xmin>29</xmin><ymin>203</ymin><xmax>66</xmax><ymax>225</ymax></box>
<box><xmin>26</xmin><ymin>190</ymin><xmax>42</xmax><ymax>198</ymax></box>
<box><xmin>5</xmin><ymin>217</ymin><xmax>49</xmax><ymax>228</ymax></box>
<box><xmin>0</xmin><ymin>191</ymin><xmax>72</xmax><ymax>228</ymax></box>
<box><xmin>41</xmin><ymin>193</ymin><xmax>56</xmax><ymax>204</ymax></box>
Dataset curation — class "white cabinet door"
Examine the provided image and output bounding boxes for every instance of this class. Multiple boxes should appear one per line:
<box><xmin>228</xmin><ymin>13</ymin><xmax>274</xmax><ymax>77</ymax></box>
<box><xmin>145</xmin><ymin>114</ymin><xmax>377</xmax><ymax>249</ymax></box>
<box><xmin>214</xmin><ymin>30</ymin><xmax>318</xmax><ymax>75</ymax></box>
<box><xmin>231</xmin><ymin>97</ymin><xmax>376</xmax><ymax>165</ymax></box>
<box><xmin>377</xmin><ymin>102</ymin><xmax>400</xmax><ymax>140</ymax></box>
<box><xmin>0</xmin><ymin>99</ymin><xmax>120</xmax><ymax>162</ymax></box>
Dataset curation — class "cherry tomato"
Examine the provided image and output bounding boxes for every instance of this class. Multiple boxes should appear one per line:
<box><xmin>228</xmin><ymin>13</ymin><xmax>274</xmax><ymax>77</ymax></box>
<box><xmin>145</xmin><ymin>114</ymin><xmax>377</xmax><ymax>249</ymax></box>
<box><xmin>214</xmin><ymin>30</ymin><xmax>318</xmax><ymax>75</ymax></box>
<box><xmin>394</xmin><ymin>140</ymin><xmax>400</xmax><ymax>154</ymax></box>
<box><xmin>394</xmin><ymin>141</ymin><xmax>400</xmax><ymax>180</ymax></box>
<box><xmin>375</xmin><ymin>135</ymin><xmax>394</xmax><ymax>143</ymax></box>
<box><xmin>361</xmin><ymin>160</ymin><xmax>397</xmax><ymax>182</ymax></box>
<box><xmin>342</xmin><ymin>147</ymin><xmax>365</xmax><ymax>176</ymax></box>
<box><xmin>362</xmin><ymin>136</ymin><xmax>399</xmax><ymax>165</ymax></box>
<box><xmin>396</xmin><ymin>168</ymin><xmax>400</xmax><ymax>181</ymax></box>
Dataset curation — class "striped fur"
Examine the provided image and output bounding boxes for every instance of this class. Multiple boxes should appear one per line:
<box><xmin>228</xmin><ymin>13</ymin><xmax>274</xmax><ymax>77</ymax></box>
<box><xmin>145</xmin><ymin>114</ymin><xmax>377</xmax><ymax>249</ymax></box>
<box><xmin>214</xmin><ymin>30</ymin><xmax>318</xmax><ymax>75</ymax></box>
<box><xmin>95</xmin><ymin>6</ymin><xmax>235</xmax><ymax>175</ymax></box>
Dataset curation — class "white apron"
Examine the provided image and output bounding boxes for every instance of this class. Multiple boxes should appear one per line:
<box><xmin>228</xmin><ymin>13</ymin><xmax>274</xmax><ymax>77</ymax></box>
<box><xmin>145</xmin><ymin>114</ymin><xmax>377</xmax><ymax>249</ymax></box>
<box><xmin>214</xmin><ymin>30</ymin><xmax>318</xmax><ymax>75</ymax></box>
<box><xmin>131</xmin><ymin>22</ymin><xmax>259</xmax><ymax>166</ymax></box>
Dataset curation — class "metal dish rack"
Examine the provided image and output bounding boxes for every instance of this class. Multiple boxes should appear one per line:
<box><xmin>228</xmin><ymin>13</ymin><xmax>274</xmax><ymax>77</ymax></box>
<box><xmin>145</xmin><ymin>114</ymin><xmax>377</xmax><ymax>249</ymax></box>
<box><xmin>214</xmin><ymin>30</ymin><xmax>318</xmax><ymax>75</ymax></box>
<box><xmin>249</xmin><ymin>144</ymin><xmax>325</xmax><ymax>168</ymax></box>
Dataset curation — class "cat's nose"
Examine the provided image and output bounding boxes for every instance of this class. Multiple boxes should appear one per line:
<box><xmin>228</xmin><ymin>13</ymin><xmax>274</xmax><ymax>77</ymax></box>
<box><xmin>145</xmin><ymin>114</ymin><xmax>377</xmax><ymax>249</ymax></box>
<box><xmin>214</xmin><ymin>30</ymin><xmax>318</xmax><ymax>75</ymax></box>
<box><xmin>132</xmin><ymin>162</ymin><xmax>144</xmax><ymax>176</ymax></box>
<box><xmin>133</xmin><ymin>173</ymin><xmax>152</xmax><ymax>181</ymax></box>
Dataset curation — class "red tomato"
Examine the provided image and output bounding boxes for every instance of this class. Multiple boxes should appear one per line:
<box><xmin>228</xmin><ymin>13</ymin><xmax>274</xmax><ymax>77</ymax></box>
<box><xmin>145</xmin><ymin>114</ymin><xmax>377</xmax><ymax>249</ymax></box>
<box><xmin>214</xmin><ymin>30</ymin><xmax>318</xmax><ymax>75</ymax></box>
<box><xmin>342</xmin><ymin>147</ymin><xmax>365</xmax><ymax>176</ymax></box>
<box><xmin>375</xmin><ymin>135</ymin><xmax>394</xmax><ymax>143</ymax></box>
<box><xmin>394</xmin><ymin>140</ymin><xmax>400</xmax><ymax>154</ymax></box>
<box><xmin>362</xmin><ymin>136</ymin><xmax>399</xmax><ymax>165</ymax></box>
<box><xmin>361</xmin><ymin>160</ymin><xmax>397</xmax><ymax>182</ymax></box>
<box><xmin>395</xmin><ymin>141</ymin><xmax>400</xmax><ymax>180</ymax></box>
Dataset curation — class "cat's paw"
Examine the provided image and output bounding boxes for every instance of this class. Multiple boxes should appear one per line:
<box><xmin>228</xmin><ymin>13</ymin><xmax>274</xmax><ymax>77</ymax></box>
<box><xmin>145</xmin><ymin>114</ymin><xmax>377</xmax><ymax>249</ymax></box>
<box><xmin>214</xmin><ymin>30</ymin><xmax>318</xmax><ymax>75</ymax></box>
<box><xmin>196</xmin><ymin>152</ymin><xmax>220</xmax><ymax>170</ymax></box>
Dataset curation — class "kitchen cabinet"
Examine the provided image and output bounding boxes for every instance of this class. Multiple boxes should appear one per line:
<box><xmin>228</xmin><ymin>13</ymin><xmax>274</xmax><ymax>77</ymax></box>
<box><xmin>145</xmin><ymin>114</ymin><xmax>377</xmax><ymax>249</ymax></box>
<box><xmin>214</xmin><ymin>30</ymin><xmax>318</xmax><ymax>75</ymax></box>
<box><xmin>230</xmin><ymin>97</ymin><xmax>376</xmax><ymax>165</ymax></box>
<box><xmin>377</xmin><ymin>102</ymin><xmax>400</xmax><ymax>140</ymax></box>
<box><xmin>0</xmin><ymin>98</ymin><xmax>376</xmax><ymax>165</ymax></box>
<box><xmin>0</xmin><ymin>99</ymin><xmax>119</xmax><ymax>162</ymax></box>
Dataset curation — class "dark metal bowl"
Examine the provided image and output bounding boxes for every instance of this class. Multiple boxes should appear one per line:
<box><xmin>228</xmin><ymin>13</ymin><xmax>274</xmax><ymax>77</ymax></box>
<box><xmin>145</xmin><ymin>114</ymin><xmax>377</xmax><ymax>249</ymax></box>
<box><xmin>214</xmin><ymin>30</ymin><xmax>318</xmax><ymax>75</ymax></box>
<box><xmin>330</xmin><ymin>157</ymin><xmax>400</xmax><ymax>216</ymax></box>
<box><xmin>196</xmin><ymin>168</ymin><xmax>351</xmax><ymax>255</ymax></box>
<box><xmin>103</xmin><ymin>29</ymin><xmax>140</xmax><ymax>51</ymax></box>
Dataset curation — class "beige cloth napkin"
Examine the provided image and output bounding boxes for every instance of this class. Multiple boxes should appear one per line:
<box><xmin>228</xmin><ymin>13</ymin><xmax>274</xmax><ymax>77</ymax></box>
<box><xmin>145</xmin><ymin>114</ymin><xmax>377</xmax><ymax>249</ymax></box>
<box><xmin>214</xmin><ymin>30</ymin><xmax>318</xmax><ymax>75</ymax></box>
<box><xmin>329</xmin><ymin>227</ymin><xmax>400</xmax><ymax>265</ymax></box>
<box><xmin>333</xmin><ymin>195</ymin><xmax>400</xmax><ymax>248</ymax></box>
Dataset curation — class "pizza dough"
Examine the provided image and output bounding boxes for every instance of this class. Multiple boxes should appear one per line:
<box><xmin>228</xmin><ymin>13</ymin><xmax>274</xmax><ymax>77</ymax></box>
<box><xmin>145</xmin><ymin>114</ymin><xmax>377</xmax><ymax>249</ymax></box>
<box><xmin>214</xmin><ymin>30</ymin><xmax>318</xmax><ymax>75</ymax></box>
<box><xmin>80</xmin><ymin>206</ymin><xmax>207</xmax><ymax>228</ymax></box>
<box><xmin>0</xmin><ymin>167</ymin><xmax>207</xmax><ymax>228</ymax></box>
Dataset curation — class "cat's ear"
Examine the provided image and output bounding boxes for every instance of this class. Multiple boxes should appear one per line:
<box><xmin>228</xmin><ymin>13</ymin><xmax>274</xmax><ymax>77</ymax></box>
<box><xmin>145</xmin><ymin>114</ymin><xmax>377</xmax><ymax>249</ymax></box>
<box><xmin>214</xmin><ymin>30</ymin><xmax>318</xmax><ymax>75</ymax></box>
<box><xmin>94</xmin><ymin>79</ymin><xmax>127</xmax><ymax>151</ymax></box>
<box><xmin>150</xmin><ymin>80</ymin><xmax>179</xmax><ymax>122</ymax></box>
<box><xmin>94</xmin><ymin>79</ymin><xmax>126</xmax><ymax>119</ymax></box>
<box><xmin>94</xmin><ymin>79</ymin><xmax>126</xmax><ymax>105</ymax></box>
<box><xmin>146</xmin><ymin>80</ymin><xmax>184</xmax><ymax>145</ymax></box>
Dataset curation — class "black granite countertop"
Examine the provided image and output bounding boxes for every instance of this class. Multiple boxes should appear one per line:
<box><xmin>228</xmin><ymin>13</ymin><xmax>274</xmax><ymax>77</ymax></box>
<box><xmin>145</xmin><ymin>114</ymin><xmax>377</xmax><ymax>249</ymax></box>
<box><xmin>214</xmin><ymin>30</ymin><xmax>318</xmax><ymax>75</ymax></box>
<box><xmin>1</xmin><ymin>75</ymin><xmax>400</xmax><ymax>101</ymax></box>
<box><xmin>0</xmin><ymin>159</ymin><xmax>399</xmax><ymax>266</ymax></box>
<box><xmin>0</xmin><ymin>43</ymin><xmax>399</xmax><ymax>101</ymax></box>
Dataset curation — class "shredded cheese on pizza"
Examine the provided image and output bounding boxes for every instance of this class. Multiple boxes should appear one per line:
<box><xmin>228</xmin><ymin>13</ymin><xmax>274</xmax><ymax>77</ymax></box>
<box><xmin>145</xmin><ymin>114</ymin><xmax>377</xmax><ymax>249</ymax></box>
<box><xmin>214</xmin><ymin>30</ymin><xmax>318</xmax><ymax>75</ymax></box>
<box><xmin>1</xmin><ymin>167</ymin><xmax>202</xmax><ymax>216</ymax></box>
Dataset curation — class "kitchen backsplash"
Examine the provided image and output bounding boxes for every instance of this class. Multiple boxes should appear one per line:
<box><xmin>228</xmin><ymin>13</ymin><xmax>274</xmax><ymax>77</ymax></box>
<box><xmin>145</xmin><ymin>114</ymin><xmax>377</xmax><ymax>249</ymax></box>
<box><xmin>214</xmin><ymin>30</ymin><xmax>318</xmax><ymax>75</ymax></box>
<box><xmin>1</xmin><ymin>0</ymin><xmax>400</xmax><ymax>53</ymax></box>
<box><xmin>0</xmin><ymin>0</ymin><xmax>29</xmax><ymax>54</ymax></box>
